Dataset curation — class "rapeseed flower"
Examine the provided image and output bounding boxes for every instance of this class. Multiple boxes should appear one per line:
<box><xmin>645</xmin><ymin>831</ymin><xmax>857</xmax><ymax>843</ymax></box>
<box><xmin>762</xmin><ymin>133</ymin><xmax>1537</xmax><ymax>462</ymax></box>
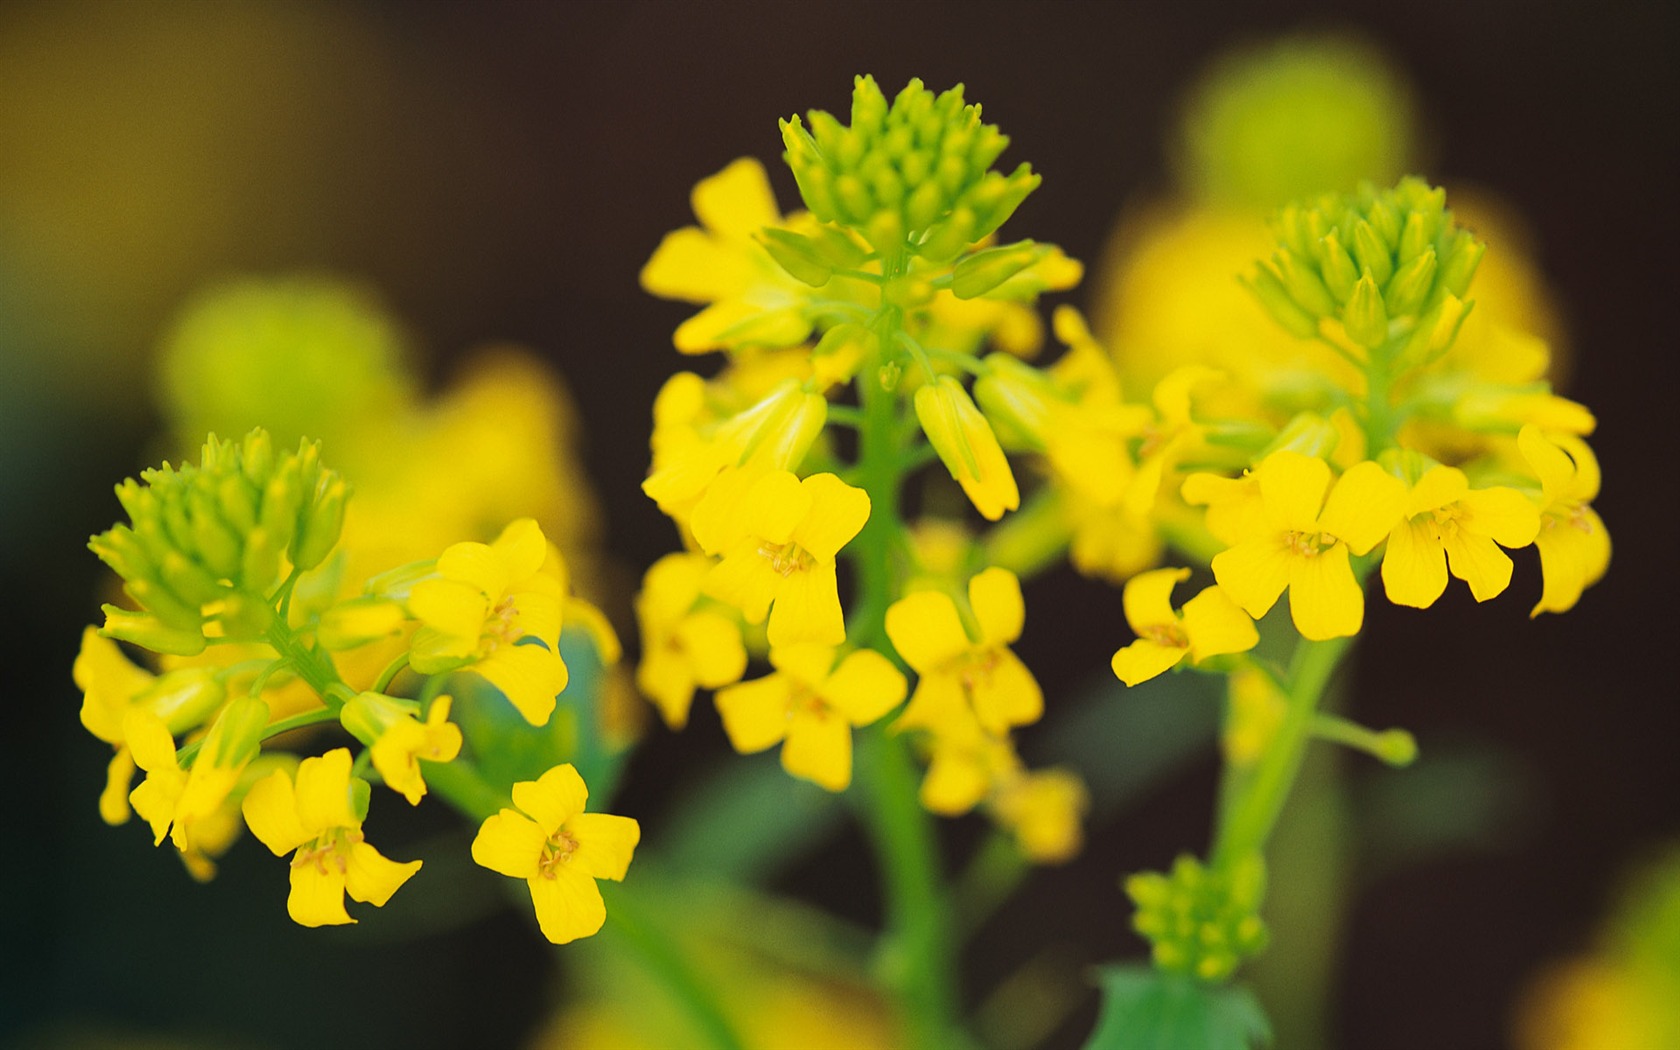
<box><xmin>634</xmin><ymin>552</ymin><xmax>748</xmax><ymax>729</ymax></box>
<box><xmin>1379</xmin><ymin>464</ymin><xmax>1540</xmax><ymax>607</ymax></box>
<box><xmin>1111</xmin><ymin>568</ymin><xmax>1258</xmax><ymax>686</ymax></box>
<box><xmin>1519</xmin><ymin>426</ymin><xmax>1611</xmax><ymax>616</ymax></box>
<box><xmin>914</xmin><ymin>377</ymin><xmax>1020</xmax><ymax>521</ymax></box>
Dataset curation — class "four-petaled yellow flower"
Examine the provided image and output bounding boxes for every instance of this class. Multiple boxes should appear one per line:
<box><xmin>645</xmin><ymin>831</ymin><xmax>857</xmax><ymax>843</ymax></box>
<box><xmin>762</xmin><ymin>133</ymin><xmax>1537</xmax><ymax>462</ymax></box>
<box><xmin>409</xmin><ymin>518</ymin><xmax>569</xmax><ymax>726</ymax></box>
<box><xmin>371</xmin><ymin>696</ymin><xmax>464</xmax><ymax>807</ymax></box>
<box><xmin>690</xmin><ymin>468</ymin><xmax>870</xmax><ymax>648</ymax></box>
<box><xmin>1199</xmin><ymin>451</ymin><xmax>1406</xmax><ymax>641</ymax></box>
<box><xmin>1380</xmin><ymin>464</ymin><xmax>1540</xmax><ymax>608</ymax></box>
<box><xmin>886</xmin><ymin>567</ymin><xmax>1043</xmax><ymax>736</ymax></box>
<box><xmin>991</xmin><ymin>767</ymin><xmax>1089</xmax><ymax>865</ymax></box>
<box><xmin>1111</xmin><ymin>568</ymin><xmax>1258</xmax><ymax>686</ymax></box>
<box><xmin>1518</xmin><ymin>425</ymin><xmax>1611</xmax><ymax>616</ymax></box>
<box><xmin>634</xmin><ymin>553</ymin><xmax>748</xmax><ymax>729</ymax></box>
<box><xmin>471</xmin><ymin>764</ymin><xmax>640</xmax><ymax>945</ymax></box>
<box><xmin>127</xmin><ymin>697</ymin><xmax>268</xmax><ymax>860</ymax></box>
<box><xmin>242</xmin><ymin>748</ymin><xmax>421</xmax><ymax>927</ymax></box>
<box><xmin>715</xmin><ymin>644</ymin><xmax>908</xmax><ymax>791</ymax></box>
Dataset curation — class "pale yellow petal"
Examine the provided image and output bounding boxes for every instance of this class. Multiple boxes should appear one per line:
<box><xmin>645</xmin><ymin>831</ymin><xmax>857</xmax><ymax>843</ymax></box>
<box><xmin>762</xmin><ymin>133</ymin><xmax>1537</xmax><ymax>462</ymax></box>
<box><xmin>477</xmin><ymin>642</ymin><xmax>568</xmax><ymax>726</ymax></box>
<box><xmin>782</xmin><ymin>707</ymin><xmax>853</xmax><ymax>791</ymax></box>
<box><xmin>1122</xmin><ymin>567</ymin><xmax>1190</xmax><ymax>633</ymax></box>
<box><xmin>1111</xmin><ymin>640</ymin><xmax>1187</xmax><ymax>687</ymax></box>
<box><xmin>1443</xmin><ymin>531</ymin><xmax>1515</xmax><ymax>603</ymax></box>
<box><xmin>564</xmin><ymin>813</ymin><xmax>640</xmax><ymax>882</ymax></box>
<box><xmin>790</xmin><ymin>473</ymin><xmax>870</xmax><ymax>559</ymax></box>
<box><xmin>288</xmin><ymin>861</ymin><xmax>352</xmax><ymax>927</ymax></box>
<box><xmin>715</xmin><ymin>674</ymin><xmax>794</xmax><ymax>753</ymax></box>
<box><xmin>1286</xmin><ymin>544</ymin><xmax>1365</xmax><ymax>641</ymax></box>
<box><xmin>1180</xmin><ymin>586</ymin><xmax>1259</xmax><ymax>661</ymax></box>
<box><xmin>1319</xmin><ymin>461</ymin><xmax>1407</xmax><ymax>555</ymax></box>
<box><xmin>1211</xmin><ymin>536</ymin><xmax>1292</xmax><ymax>619</ymax></box>
<box><xmin>529</xmin><ymin>867</ymin><xmax>606</xmax><ymax>945</ymax></box>
<box><xmin>884</xmin><ymin>591</ymin><xmax>972</xmax><ymax>672</ymax></box>
<box><xmin>1255</xmin><ymin>451</ymin><xmax>1331</xmax><ymax>532</ymax></box>
<box><xmin>968</xmin><ymin>567</ymin><xmax>1025</xmax><ymax>647</ymax></box>
<box><xmin>1381</xmin><ymin>520</ymin><xmax>1448</xmax><ymax>609</ymax></box>
<box><xmin>471</xmin><ymin>809</ymin><xmax>548</xmax><ymax>878</ymax></box>
<box><xmin>241</xmin><ymin>768</ymin><xmax>312</xmax><ymax>857</ymax></box>
<box><xmin>344</xmin><ymin>841</ymin><xmax>421</xmax><ymax>906</ymax></box>
<box><xmin>517</xmin><ymin>764</ymin><xmax>589</xmax><ymax>832</ymax></box>
<box><xmin>822</xmin><ymin>649</ymin><xmax>908</xmax><ymax>726</ymax></box>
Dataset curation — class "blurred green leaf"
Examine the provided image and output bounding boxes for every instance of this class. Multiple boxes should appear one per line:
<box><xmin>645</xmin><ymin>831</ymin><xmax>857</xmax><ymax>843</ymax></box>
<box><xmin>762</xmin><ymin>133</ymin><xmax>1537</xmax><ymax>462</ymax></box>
<box><xmin>657</xmin><ymin>753</ymin><xmax>841</xmax><ymax>884</ymax></box>
<box><xmin>1084</xmin><ymin>966</ymin><xmax>1271</xmax><ymax>1050</ymax></box>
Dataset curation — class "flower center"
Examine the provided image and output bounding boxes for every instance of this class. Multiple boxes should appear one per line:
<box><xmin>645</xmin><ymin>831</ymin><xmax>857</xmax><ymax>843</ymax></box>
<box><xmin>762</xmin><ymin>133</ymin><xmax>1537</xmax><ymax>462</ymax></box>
<box><xmin>757</xmin><ymin>540</ymin><xmax>815</xmax><ymax>577</ymax></box>
<box><xmin>292</xmin><ymin>828</ymin><xmax>361</xmax><ymax>874</ymax></box>
<box><xmin>1142</xmin><ymin>623</ymin><xmax>1189</xmax><ymax>649</ymax></box>
<box><xmin>958</xmin><ymin>648</ymin><xmax>1002</xmax><ymax>696</ymax></box>
<box><xmin>482</xmin><ymin>596</ymin><xmax>520</xmax><ymax>652</ymax></box>
<box><xmin>537</xmin><ymin>828</ymin><xmax>580</xmax><ymax>879</ymax></box>
<box><xmin>1284</xmin><ymin>530</ymin><xmax>1326</xmax><ymax>557</ymax></box>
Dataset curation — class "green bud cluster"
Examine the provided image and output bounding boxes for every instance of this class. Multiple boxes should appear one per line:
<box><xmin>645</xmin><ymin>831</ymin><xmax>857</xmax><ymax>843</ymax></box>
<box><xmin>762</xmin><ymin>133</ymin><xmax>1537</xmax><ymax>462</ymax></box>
<box><xmin>1245</xmin><ymin>176</ymin><xmax>1485</xmax><ymax>353</ymax></box>
<box><xmin>1126</xmin><ymin>854</ymin><xmax>1270</xmax><ymax>983</ymax></box>
<box><xmin>780</xmin><ymin>75</ymin><xmax>1040</xmax><ymax>261</ymax></box>
<box><xmin>90</xmin><ymin>428</ymin><xmax>348</xmax><ymax>655</ymax></box>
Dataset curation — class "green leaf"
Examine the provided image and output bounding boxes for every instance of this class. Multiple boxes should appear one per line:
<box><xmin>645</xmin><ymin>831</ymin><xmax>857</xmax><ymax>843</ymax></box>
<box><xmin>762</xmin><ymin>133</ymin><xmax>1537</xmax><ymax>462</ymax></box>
<box><xmin>1083</xmin><ymin>966</ymin><xmax>1271</xmax><ymax>1050</ymax></box>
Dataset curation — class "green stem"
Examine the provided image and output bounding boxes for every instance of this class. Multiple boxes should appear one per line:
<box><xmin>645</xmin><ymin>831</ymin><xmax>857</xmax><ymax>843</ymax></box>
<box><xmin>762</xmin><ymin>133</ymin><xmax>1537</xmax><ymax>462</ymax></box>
<box><xmin>601</xmin><ymin>884</ymin><xmax>747</xmax><ymax>1050</ymax></box>
<box><xmin>264</xmin><ymin>619</ymin><xmax>342</xmax><ymax>707</ymax></box>
<box><xmin>1210</xmin><ymin>635</ymin><xmax>1353</xmax><ymax>871</ymax></box>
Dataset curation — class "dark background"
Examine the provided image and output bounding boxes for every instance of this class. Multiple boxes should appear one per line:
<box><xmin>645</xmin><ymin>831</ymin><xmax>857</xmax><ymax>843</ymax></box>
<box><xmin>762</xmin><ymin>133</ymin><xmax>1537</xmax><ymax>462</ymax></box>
<box><xmin>1</xmin><ymin>1</ymin><xmax>1675</xmax><ymax>1048</ymax></box>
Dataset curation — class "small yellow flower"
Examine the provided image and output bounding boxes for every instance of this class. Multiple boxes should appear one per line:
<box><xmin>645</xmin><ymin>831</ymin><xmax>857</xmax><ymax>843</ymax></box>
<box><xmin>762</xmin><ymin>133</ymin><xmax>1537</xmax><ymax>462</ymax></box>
<box><xmin>690</xmin><ymin>468</ymin><xmax>870</xmax><ymax>648</ymax></box>
<box><xmin>634</xmin><ymin>553</ymin><xmax>748</xmax><ymax>729</ymax></box>
<box><xmin>242</xmin><ymin>748</ymin><xmax>421</xmax><ymax>927</ymax></box>
<box><xmin>471</xmin><ymin>764</ymin><xmax>640</xmax><ymax>945</ymax></box>
<box><xmin>886</xmin><ymin>567</ymin><xmax>1043</xmax><ymax>736</ymax></box>
<box><xmin>127</xmin><ymin>697</ymin><xmax>267</xmax><ymax>857</ymax></box>
<box><xmin>1380</xmin><ymin>464</ymin><xmax>1540</xmax><ymax>608</ymax></box>
<box><xmin>1110</xmin><ymin>568</ymin><xmax>1258</xmax><ymax>686</ymax></box>
<box><xmin>360</xmin><ymin>695</ymin><xmax>463</xmax><ymax>806</ymax></box>
<box><xmin>1200</xmin><ymin>451</ymin><xmax>1406</xmax><ymax>641</ymax></box>
<box><xmin>1519</xmin><ymin>426</ymin><xmax>1611</xmax><ymax>616</ymax></box>
<box><xmin>991</xmin><ymin>768</ymin><xmax>1089</xmax><ymax>865</ymax></box>
<box><xmin>715</xmin><ymin>644</ymin><xmax>907</xmax><ymax>791</ymax></box>
<box><xmin>409</xmin><ymin>518</ymin><xmax>569</xmax><ymax>726</ymax></box>
<box><xmin>917</xmin><ymin>717</ymin><xmax>1021</xmax><ymax>816</ymax></box>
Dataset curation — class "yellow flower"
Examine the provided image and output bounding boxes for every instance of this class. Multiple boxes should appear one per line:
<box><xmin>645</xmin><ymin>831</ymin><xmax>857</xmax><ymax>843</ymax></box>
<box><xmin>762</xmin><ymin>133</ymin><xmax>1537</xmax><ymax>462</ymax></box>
<box><xmin>1519</xmin><ymin>426</ymin><xmax>1611</xmax><ymax>616</ymax></box>
<box><xmin>1110</xmin><ymin>568</ymin><xmax>1258</xmax><ymax>686</ymax></box>
<box><xmin>640</xmin><ymin>157</ymin><xmax>816</xmax><ymax>354</ymax></box>
<box><xmin>991</xmin><ymin>768</ymin><xmax>1089</xmax><ymax>864</ymax></box>
<box><xmin>470</xmin><ymin>764</ymin><xmax>640</xmax><ymax>945</ymax></box>
<box><xmin>914</xmin><ymin>377</ymin><xmax>1020</xmax><ymax>521</ymax></box>
<box><xmin>886</xmin><ymin>567</ymin><xmax>1043</xmax><ymax>736</ymax></box>
<box><xmin>634</xmin><ymin>553</ymin><xmax>748</xmax><ymax>729</ymax></box>
<box><xmin>1200</xmin><ymin>451</ymin><xmax>1406</xmax><ymax>641</ymax></box>
<box><xmin>242</xmin><ymin>748</ymin><xmax>421</xmax><ymax>927</ymax></box>
<box><xmin>690</xmin><ymin>468</ymin><xmax>870</xmax><ymax>648</ymax></box>
<box><xmin>917</xmin><ymin>716</ymin><xmax>1022</xmax><ymax>816</ymax></box>
<box><xmin>342</xmin><ymin>693</ymin><xmax>464</xmax><ymax>806</ymax></box>
<box><xmin>127</xmin><ymin>697</ymin><xmax>267</xmax><ymax>857</ymax></box>
<box><xmin>715</xmin><ymin>644</ymin><xmax>907</xmax><ymax>791</ymax></box>
<box><xmin>409</xmin><ymin>518</ymin><xmax>569</xmax><ymax>726</ymax></box>
<box><xmin>1380</xmin><ymin>464</ymin><xmax>1540</xmax><ymax>608</ymax></box>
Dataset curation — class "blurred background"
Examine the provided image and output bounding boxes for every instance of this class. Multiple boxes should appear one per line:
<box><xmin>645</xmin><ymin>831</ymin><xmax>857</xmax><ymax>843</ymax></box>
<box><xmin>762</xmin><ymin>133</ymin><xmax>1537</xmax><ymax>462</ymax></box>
<box><xmin>2</xmin><ymin>1</ymin><xmax>1675</xmax><ymax>1048</ymax></box>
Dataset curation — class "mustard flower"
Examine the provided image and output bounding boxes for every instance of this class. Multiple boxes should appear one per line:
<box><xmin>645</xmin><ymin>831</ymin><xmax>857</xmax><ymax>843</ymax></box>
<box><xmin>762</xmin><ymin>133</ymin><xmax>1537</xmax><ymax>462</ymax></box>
<box><xmin>341</xmin><ymin>691</ymin><xmax>463</xmax><ymax>806</ymax></box>
<box><xmin>715</xmin><ymin>644</ymin><xmax>907</xmax><ymax>791</ymax></box>
<box><xmin>242</xmin><ymin>748</ymin><xmax>421</xmax><ymax>927</ymax></box>
<box><xmin>634</xmin><ymin>553</ymin><xmax>748</xmax><ymax>729</ymax></box>
<box><xmin>886</xmin><ymin>567</ymin><xmax>1042</xmax><ymax>736</ymax></box>
<box><xmin>914</xmin><ymin>377</ymin><xmax>1020</xmax><ymax>521</ymax></box>
<box><xmin>1519</xmin><ymin>425</ymin><xmax>1611</xmax><ymax>616</ymax></box>
<box><xmin>1111</xmin><ymin>568</ymin><xmax>1258</xmax><ymax>686</ymax></box>
<box><xmin>1198</xmin><ymin>451</ymin><xmax>1406</xmax><ymax>641</ymax></box>
<box><xmin>470</xmin><ymin>764</ymin><xmax>640</xmax><ymax>945</ymax></box>
<box><xmin>991</xmin><ymin>768</ymin><xmax>1089</xmax><ymax>865</ymax></box>
<box><xmin>1380</xmin><ymin>464</ymin><xmax>1540</xmax><ymax>608</ymax></box>
<box><xmin>127</xmin><ymin>697</ymin><xmax>267</xmax><ymax>858</ymax></box>
<box><xmin>408</xmin><ymin>518</ymin><xmax>568</xmax><ymax>726</ymax></box>
<box><xmin>917</xmin><ymin>715</ymin><xmax>1022</xmax><ymax>816</ymax></box>
<box><xmin>689</xmin><ymin>468</ymin><xmax>870</xmax><ymax>648</ymax></box>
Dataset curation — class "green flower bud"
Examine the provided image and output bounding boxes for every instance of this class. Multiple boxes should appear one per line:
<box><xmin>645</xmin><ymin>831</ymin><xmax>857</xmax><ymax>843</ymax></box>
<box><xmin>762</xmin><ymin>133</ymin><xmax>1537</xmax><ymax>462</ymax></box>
<box><xmin>1126</xmin><ymin>853</ymin><xmax>1269</xmax><ymax>983</ymax></box>
<box><xmin>99</xmin><ymin>605</ymin><xmax>206</xmax><ymax>657</ymax></box>
<box><xmin>972</xmin><ymin>355</ymin><xmax>1055</xmax><ymax>450</ymax></box>
<box><xmin>1342</xmin><ymin>273</ymin><xmax>1389</xmax><ymax>350</ymax></box>
<box><xmin>1317</xmin><ymin>232</ymin><xmax>1360</xmax><ymax>303</ymax></box>
<box><xmin>1239</xmin><ymin>267</ymin><xmax>1319</xmax><ymax>338</ymax></box>
<box><xmin>952</xmin><ymin>240</ymin><xmax>1045</xmax><ymax>300</ymax></box>
<box><xmin>756</xmin><ymin>228</ymin><xmax>834</xmax><ymax>287</ymax></box>
<box><xmin>340</xmin><ymin>691</ymin><xmax>420</xmax><ymax>748</ymax></box>
<box><xmin>142</xmin><ymin>668</ymin><xmax>226</xmax><ymax>735</ymax></box>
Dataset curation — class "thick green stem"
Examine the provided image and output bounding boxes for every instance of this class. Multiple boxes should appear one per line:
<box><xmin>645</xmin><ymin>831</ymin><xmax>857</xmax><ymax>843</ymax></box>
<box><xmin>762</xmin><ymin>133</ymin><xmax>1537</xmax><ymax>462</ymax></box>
<box><xmin>264</xmin><ymin>618</ymin><xmax>342</xmax><ymax>707</ymax></box>
<box><xmin>1210</xmin><ymin>636</ymin><xmax>1352</xmax><ymax>871</ymax></box>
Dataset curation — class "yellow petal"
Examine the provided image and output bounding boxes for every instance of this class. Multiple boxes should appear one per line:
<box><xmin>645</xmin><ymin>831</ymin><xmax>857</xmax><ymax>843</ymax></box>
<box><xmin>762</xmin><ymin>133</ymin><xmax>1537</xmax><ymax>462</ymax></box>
<box><xmin>636</xmin><ymin>649</ymin><xmax>697</xmax><ymax>731</ymax></box>
<box><xmin>920</xmin><ymin>749</ymin><xmax>989</xmax><ymax>815</ymax></box>
<box><xmin>1180</xmin><ymin>586</ymin><xmax>1259</xmax><ymax>661</ymax></box>
<box><xmin>892</xmin><ymin>673</ymin><xmax>970</xmax><ymax>735</ymax></box>
<box><xmin>679</xmin><ymin>612</ymin><xmax>749</xmax><ymax>688</ymax></box>
<box><xmin>287</xmin><ymin>860</ymin><xmax>352</xmax><ymax>927</ymax></box>
<box><xmin>704</xmin><ymin>542</ymin><xmax>780</xmax><ymax>623</ymax></box>
<box><xmin>490</xmin><ymin>518</ymin><xmax>549</xmax><ymax>583</ymax></box>
<box><xmin>739</xmin><ymin>470</ymin><xmax>812</xmax><ymax>546</ymax></box>
<box><xmin>1381</xmin><ymin>520</ymin><xmax>1448</xmax><ymax>609</ymax></box>
<box><xmin>1459</xmin><ymin>487</ymin><xmax>1541</xmax><ymax>549</ymax></box>
<box><xmin>693</xmin><ymin>157</ymin><xmax>780</xmax><ymax>239</ymax></box>
<box><xmin>822</xmin><ymin>649</ymin><xmax>908</xmax><ymax>726</ymax></box>
<box><xmin>715</xmin><ymin>674</ymin><xmax>794</xmax><ymax>753</ymax></box>
<box><xmin>782</xmin><ymin>707</ymin><xmax>853</xmax><ymax>791</ymax></box>
<box><xmin>766</xmin><ymin>560</ymin><xmax>846</xmax><ymax>648</ymax></box>
<box><xmin>1211</xmin><ymin>536</ymin><xmax>1292</xmax><ymax>619</ymax></box>
<box><xmin>471</xmin><ymin>809</ymin><xmax>547</xmax><ymax>878</ymax></box>
<box><xmin>790</xmin><ymin>473</ymin><xmax>870</xmax><ymax>559</ymax></box>
<box><xmin>971</xmin><ymin>649</ymin><xmax>1043</xmax><ymax>733</ymax></box>
<box><xmin>1319</xmin><ymin>461</ymin><xmax>1407</xmax><ymax>555</ymax></box>
<box><xmin>293</xmin><ymin>749</ymin><xmax>357</xmax><ymax>835</ymax></box>
<box><xmin>1554</xmin><ymin>434</ymin><xmax>1601</xmax><ymax>502</ymax></box>
<box><xmin>1443</xmin><ymin>531</ymin><xmax>1515</xmax><ymax>603</ymax></box>
<box><xmin>768</xmin><ymin>643</ymin><xmax>838</xmax><ymax>689</ymax></box>
<box><xmin>1517</xmin><ymin>424</ymin><xmax>1577</xmax><ymax>505</ymax></box>
<box><xmin>408</xmin><ymin>578</ymin><xmax>489</xmax><ymax>654</ymax></box>
<box><xmin>1286</xmin><ymin>544</ymin><xmax>1364</xmax><ymax>640</ymax></box>
<box><xmin>122</xmin><ymin>708</ymin><xmax>178</xmax><ymax>774</ymax></box>
<box><xmin>641</xmin><ymin>226</ymin><xmax>755</xmax><ymax>302</ymax></box>
<box><xmin>1405</xmin><ymin>465</ymin><xmax>1469</xmax><ymax>517</ymax></box>
<box><xmin>477</xmin><ymin>642</ymin><xmax>568</xmax><ymax>726</ymax></box>
<box><xmin>241</xmin><ymin>768</ymin><xmax>313</xmax><ymax>857</ymax></box>
<box><xmin>565</xmin><ymin>813</ymin><xmax>641</xmax><ymax>882</ymax></box>
<box><xmin>535</xmin><ymin>763</ymin><xmax>597</xmax><ymax>826</ymax></box>
<box><xmin>885</xmin><ymin>591</ymin><xmax>971</xmax><ymax>672</ymax></box>
<box><xmin>969</xmin><ymin>567</ymin><xmax>1026</xmax><ymax>647</ymax></box>
<box><xmin>1111</xmin><ymin>639</ymin><xmax>1187</xmax><ymax>687</ymax></box>
<box><xmin>1255</xmin><ymin>451</ymin><xmax>1331</xmax><ymax>532</ymax></box>
<box><xmin>509</xmin><ymin>590</ymin><xmax>564</xmax><ymax>651</ymax></box>
<box><xmin>528</xmin><ymin>867</ymin><xmax>606</xmax><ymax>945</ymax></box>
<box><xmin>100</xmin><ymin>749</ymin><xmax>136</xmax><ymax>825</ymax></box>
<box><xmin>75</xmin><ymin>628</ymin><xmax>153</xmax><ymax>744</ymax></box>
<box><xmin>343</xmin><ymin>841</ymin><xmax>421</xmax><ymax>907</ymax></box>
<box><xmin>436</xmin><ymin>541</ymin><xmax>510</xmax><ymax>605</ymax></box>
<box><xmin>1122</xmin><ymin>567</ymin><xmax>1190</xmax><ymax>633</ymax></box>
<box><xmin>637</xmin><ymin>553</ymin><xmax>709</xmax><ymax>628</ymax></box>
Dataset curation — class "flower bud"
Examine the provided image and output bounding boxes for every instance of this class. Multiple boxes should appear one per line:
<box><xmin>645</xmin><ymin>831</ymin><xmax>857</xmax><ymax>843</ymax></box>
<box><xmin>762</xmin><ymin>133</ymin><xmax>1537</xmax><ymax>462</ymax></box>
<box><xmin>914</xmin><ymin>376</ymin><xmax>1019</xmax><ymax>521</ymax></box>
<box><xmin>952</xmin><ymin>240</ymin><xmax>1044</xmax><ymax>300</ymax></box>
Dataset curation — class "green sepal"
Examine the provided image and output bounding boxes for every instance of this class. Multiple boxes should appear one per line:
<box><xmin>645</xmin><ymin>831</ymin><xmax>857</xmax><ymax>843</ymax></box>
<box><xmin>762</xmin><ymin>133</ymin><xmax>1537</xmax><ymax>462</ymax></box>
<box><xmin>951</xmin><ymin>240</ymin><xmax>1044</xmax><ymax>299</ymax></box>
<box><xmin>1083</xmin><ymin>966</ymin><xmax>1272</xmax><ymax>1050</ymax></box>
<box><xmin>99</xmin><ymin>604</ymin><xmax>206</xmax><ymax>657</ymax></box>
<box><xmin>1342</xmin><ymin>273</ymin><xmax>1388</xmax><ymax>350</ymax></box>
<box><xmin>1383</xmin><ymin>247</ymin><xmax>1437</xmax><ymax>317</ymax></box>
